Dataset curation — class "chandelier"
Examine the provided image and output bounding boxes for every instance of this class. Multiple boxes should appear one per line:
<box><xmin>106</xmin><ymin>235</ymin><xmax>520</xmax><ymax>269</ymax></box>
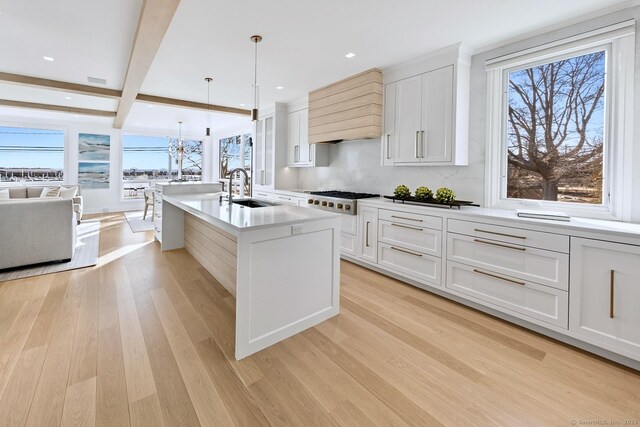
<box><xmin>168</xmin><ymin>121</ymin><xmax>195</xmax><ymax>181</ymax></box>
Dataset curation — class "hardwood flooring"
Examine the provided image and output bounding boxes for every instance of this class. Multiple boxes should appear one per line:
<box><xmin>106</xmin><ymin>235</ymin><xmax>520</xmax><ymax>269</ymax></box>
<box><xmin>1</xmin><ymin>213</ymin><xmax>639</xmax><ymax>426</ymax></box>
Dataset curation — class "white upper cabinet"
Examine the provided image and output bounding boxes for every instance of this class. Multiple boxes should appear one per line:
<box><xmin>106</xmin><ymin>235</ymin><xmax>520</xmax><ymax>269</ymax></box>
<box><xmin>382</xmin><ymin>44</ymin><xmax>470</xmax><ymax>166</ymax></box>
<box><xmin>287</xmin><ymin>105</ymin><xmax>328</xmax><ymax>168</ymax></box>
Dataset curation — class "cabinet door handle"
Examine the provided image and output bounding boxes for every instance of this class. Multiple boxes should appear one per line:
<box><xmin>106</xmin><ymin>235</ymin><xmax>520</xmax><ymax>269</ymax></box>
<box><xmin>610</xmin><ymin>269</ymin><xmax>615</xmax><ymax>319</ymax></box>
<box><xmin>415</xmin><ymin>131</ymin><xmax>420</xmax><ymax>158</ymax></box>
<box><xmin>391</xmin><ymin>215</ymin><xmax>422</xmax><ymax>222</ymax></box>
<box><xmin>390</xmin><ymin>246</ymin><xmax>423</xmax><ymax>257</ymax></box>
<box><xmin>386</xmin><ymin>134</ymin><xmax>391</xmax><ymax>160</ymax></box>
<box><xmin>309</xmin><ymin>145</ymin><xmax>313</xmax><ymax>162</ymax></box>
<box><xmin>391</xmin><ymin>222</ymin><xmax>423</xmax><ymax>231</ymax></box>
<box><xmin>421</xmin><ymin>130</ymin><xmax>425</xmax><ymax>158</ymax></box>
<box><xmin>473</xmin><ymin>238</ymin><xmax>526</xmax><ymax>251</ymax></box>
<box><xmin>474</xmin><ymin>228</ymin><xmax>526</xmax><ymax>240</ymax></box>
<box><xmin>473</xmin><ymin>269</ymin><xmax>526</xmax><ymax>286</ymax></box>
<box><xmin>365</xmin><ymin>221</ymin><xmax>370</xmax><ymax>247</ymax></box>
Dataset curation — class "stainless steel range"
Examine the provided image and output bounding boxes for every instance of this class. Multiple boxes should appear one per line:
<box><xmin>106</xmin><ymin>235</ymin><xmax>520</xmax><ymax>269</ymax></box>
<box><xmin>306</xmin><ymin>191</ymin><xmax>380</xmax><ymax>215</ymax></box>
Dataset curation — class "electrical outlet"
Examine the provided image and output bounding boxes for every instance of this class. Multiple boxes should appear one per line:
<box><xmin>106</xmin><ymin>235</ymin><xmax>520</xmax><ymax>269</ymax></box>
<box><xmin>292</xmin><ymin>224</ymin><xmax>304</xmax><ymax>235</ymax></box>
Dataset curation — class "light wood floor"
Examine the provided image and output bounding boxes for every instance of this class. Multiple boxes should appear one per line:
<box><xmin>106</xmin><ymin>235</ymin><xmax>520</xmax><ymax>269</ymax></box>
<box><xmin>1</xmin><ymin>213</ymin><xmax>639</xmax><ymax>427</ymax></box>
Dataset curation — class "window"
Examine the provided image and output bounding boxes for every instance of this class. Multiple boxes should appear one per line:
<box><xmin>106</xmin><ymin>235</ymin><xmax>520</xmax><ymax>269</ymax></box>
<box><xmin>122</xmin><ymin>134</ymin><xmax>202</xmax><ymax>198</ymax></box>
<box><xmin>485</xmin><ymin>21</ymin><xmax>635</xmax><ymax>220</ymax></box>
<box><xmin>0</xmin><ymin>125</ymin><xmax>64</xmax><ymax>182</ymax></box>
<box><xmin>219</xmin><ymin>134</ymin><xmax>251</xmax><ymax>195</ymax></box>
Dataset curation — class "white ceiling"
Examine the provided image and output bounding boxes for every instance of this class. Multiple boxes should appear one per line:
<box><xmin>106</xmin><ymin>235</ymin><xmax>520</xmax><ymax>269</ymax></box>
<box><xmin>0</xmin><ymin>0</ymin><xmax>636</xmax><ymax>130</ymax></box>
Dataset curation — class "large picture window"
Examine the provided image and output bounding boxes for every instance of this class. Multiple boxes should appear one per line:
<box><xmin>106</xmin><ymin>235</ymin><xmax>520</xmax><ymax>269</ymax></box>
<box><xmin>0</xmin><ymin>126</ymin><xmax>64</xmax><ymax>182</ymax></box>
<box><xmin>122</xmin><ymin>134</ymin><xmax>202</xmax><ymax>198</ymax></box>
<box><xmin>485</xmin><ymin>21</ymin><xmax>635</xmax><ymax>220</ymax></box>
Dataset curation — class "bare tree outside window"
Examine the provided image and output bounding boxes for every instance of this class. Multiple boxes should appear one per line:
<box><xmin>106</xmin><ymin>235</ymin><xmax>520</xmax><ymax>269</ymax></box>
<box><xmin>506</xmin><ymin>50</ymin><xmax>606</xmax><ymax>204</ymax></box>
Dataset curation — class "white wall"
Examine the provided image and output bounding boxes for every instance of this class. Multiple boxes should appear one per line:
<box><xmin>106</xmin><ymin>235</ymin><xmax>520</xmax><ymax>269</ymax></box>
<box><xmin>298</xmin><ymin>6</ymin><xmax>640</xmax><ymax>221</ymax></box>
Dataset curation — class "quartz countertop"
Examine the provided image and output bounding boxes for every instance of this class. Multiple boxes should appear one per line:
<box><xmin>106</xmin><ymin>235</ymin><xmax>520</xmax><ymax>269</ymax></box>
<box><xmin>162</xmin><ymin>193</ymin><xmax>338</xmax><ymax>234</ymax></box>
<box><xmin>359</xmin><ymin>197</ymin><xmax>640</xmax><ymax>242</ymax></box>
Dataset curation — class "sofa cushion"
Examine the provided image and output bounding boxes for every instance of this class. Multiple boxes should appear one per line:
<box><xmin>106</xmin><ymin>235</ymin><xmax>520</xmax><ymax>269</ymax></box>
<box><xmin>41</xmin><ymin>186</ymin><xmax>61</xmax><ymax>198</ymax></box>
<box><xmin>9</xmin><ymin>187</ymin><xmax>27</xmax><ymax>198</ymax></box>
<box><xmin>27</xmin><ymin>187</ymin><xmax>44</xmax><ymax>198</ymax></box>
<box><xmin>0</xmin><ymin>188</ymin><xmax>9</xmax><ymax>200</ymax></box>
<box><xmin>60</xmin><ymin>186</ymin><xmax>78</xmax><ymax>199</ymax></box>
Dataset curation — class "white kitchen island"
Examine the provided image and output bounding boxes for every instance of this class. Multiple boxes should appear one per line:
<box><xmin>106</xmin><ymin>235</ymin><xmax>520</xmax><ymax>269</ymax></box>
<box><xmin>160</xmin><ymin>193</ymin><xmax>341</xmax><ymax>359</ymax></box>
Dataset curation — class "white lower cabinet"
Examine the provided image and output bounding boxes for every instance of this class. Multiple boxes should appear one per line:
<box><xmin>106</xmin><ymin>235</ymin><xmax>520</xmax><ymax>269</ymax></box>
<box><xmin>570</xmin><ymin>238</ymin><xmax>640</xmax><ymax>357</ymax></box>
<box><xmin>378</xmin><ymin>243</ymin><xmax>441</xmax><ymax>285</ymax></box>
<box><xmin>358</xmin><ymin>207</ymin><xmax>378</xmax><ymax>263</ymax></box>
<box><xmin>340</xmin><ymin>215</ymin><xmax>358</xmax><ymax>257</ymax></box>
<box><xmin>446</xmin><ymin>261</ymin><xmax>568</xmax><ymax>328</ymax></box>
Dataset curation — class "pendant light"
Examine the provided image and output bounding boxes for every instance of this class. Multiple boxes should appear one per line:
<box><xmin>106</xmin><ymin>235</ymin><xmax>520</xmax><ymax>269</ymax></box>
<box><xmin>250</xmin><ymin>35</ymin><xmax>262</xmax><ymax>122</ymax></box>
<box><xmin>204</xmin><ymin>77</ymin><xmax>212</xmax><ymax>136</ymax></box>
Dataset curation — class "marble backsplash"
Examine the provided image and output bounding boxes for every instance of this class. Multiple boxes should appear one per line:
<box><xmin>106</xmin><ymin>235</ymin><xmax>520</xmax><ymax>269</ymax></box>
<box><xmin>297</xmin><ymin>138</ymin><xmax>485</xmax><ymax>204</ymax></box>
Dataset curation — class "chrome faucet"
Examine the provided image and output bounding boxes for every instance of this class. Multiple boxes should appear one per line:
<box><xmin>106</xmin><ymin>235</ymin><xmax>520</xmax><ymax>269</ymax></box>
<box><xmin>227</xmin><ymin>168</ymin><xmax>249</xmax><ymax>204</ymax></box>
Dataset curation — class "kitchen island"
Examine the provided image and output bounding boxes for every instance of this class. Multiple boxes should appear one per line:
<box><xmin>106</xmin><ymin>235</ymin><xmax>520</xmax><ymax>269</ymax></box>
<box><xmin>160</xmin><ymin>193</ymin><xmax>341</xmax><ymax>359</ymax></box>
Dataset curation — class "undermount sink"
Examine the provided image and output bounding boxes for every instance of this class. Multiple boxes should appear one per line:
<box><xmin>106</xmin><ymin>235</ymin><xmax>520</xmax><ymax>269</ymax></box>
<box><xmin>232</xmin><ymin>198</ymin><xmax>279</xmax><ymax>208</ymax></box>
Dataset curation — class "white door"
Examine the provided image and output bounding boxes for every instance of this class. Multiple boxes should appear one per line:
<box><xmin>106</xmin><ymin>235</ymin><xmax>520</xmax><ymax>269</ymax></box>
<box><xmin>421</xmin><ymin>65</ymin><xmax>453</xmax><ymax>162</ymax></box>
<box><xmin>394</xmin><ymin>75</ymin><xmax>422</xmax><ymax>163</ymax></box>
<box><xmin>358</xmin><ymin>207</ymin><xmax>378</xmax><ymax>263</ymax></box>
<box><xmin>299</xmin><ymin>108</ymin><xmax>311</xmax><ymax>165</ymax></box>
<box><xmin>287</xmin><ymin>111</ymin><xmax>299</xmax><ymax>166</ymax></box>
<box><xmin>570</xmin><ymin>238</ymin><xmax>640</xmax><ymax>358</ymax></box>
<box><xmin>382</xmin><ymin>82</ymin><xmax>396</xmax><ymax>165</ymax></box>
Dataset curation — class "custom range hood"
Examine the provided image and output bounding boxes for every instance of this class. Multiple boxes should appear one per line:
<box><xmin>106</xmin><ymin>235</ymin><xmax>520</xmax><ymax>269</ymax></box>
<box><xmin>308</xmin><ymin>68</ymin><xmax>382</xmax><ymax>144</ymax></box>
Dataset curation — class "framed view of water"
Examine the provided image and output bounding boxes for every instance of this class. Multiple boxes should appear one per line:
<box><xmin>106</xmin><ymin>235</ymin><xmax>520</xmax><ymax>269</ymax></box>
<box><xmin>78</xmin><ymin>162</ymin><xmax>110</xmax><ymax>189</ymax></box>
<box><xmin>78</xmin><ymin>133</ymin><xmax>110</xmax><ymax>161</ymax></box>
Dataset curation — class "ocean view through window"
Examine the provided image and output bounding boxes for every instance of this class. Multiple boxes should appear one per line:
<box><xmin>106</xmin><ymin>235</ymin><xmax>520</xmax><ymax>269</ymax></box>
<box><xmin>122</xmin><ymin>134</ymin><xmax>202</xmax><ymax>198</ymax></box>
<box><xmin>0</xmin><ymin>126</ymin><xmax>64</xmax><ymax>182</ymax></box>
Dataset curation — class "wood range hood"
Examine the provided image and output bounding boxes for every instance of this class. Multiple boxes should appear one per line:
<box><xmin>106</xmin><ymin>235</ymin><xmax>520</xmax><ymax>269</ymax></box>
<box><xmin>308</xmin><ymin>68</ymin><xmax>383</xmax><ymax>144</ymax></box>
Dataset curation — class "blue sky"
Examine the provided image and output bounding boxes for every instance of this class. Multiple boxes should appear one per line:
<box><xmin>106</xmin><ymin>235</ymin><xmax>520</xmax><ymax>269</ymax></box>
<box><xmin>122</xmin><ymin>135</ymin><xmax>171</xmax><ymax>170</ymax></box>
<box><xmin>0</xmin><ymin>126</ymin><xmax>64</xmax><ymax>168</ymax></box>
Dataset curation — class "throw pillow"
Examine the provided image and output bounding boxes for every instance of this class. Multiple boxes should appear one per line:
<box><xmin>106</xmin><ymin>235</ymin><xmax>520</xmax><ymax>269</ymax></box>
<box><xmin>40</xmin><ymin>187</ymin><xmax>61</xmax><ymax>198</ymax></box>
<box><xmin>59</xmin><ymin>186</ymin><xmax>78</xmax><ymax>200</ymax></box>
<box><xmin>0</xmin><ymin>188</ymin><xmax>9</xmax><ymax>200</ymax></box>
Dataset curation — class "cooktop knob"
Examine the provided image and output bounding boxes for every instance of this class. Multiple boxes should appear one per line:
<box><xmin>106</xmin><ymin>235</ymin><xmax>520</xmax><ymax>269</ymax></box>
<box><xmin>336</xmin><ymin>203</ymin><xmax>343</xmax><ymax>209</ymax></box>
<box><xmin>307</xmin><ymin>199</ymin><xmax>313</xmax><ymax>204</ymax></box>
<box><xmin>321</xmin><ymin>201</ymin><xmax>328</xmax><ymax>206</ymax></box>
<box><xmin>344</xmin><ymin>204</ymin><xmax>351</xmax><ymax>210</ymax></box>
<box><xmin>314</xmin><ymin>200</ymin><xmax>320</xmax><ymax>205</ymax></box>
<box><xmin>328</xmin><ymin>202</ymin><xmax>334</xmax><ymax>207</ymax></box>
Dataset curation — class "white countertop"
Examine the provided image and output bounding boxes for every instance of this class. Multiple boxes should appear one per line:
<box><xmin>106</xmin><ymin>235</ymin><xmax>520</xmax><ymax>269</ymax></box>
<box><xmin>359</xmin><ymin>197</ymin><xmax>640</xmax><ymax>241</ymax></box>
<box><xmin>163</xmin><ymin>193</ymin><xmax>338</xmax><ymax>234</ymax></box>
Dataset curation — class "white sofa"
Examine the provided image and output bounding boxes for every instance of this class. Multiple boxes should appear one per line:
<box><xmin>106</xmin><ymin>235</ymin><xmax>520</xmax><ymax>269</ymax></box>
<box><xmin>0</xmin><ymin>184</ymin><xmax>83</xmax><ymax>223</ymax></box>
<box><xmin>0</xmin><ymin>198</ymin><xmax>77</xmax><ymax>270</ymax></box>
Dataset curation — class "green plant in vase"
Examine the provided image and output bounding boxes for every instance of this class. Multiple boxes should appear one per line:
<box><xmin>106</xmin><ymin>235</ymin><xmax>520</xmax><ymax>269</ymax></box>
<box><xmin>414</xmin><ymin>186</ymin><xmax>433</xmax><ymax>201</ymax></box>
<box><xmin>393</xmin><ymin>185</ymin><xmax>411</xmax><ymax>199</ymax></box>
<box><xmin>435</xmin><ymin>187</ymin><xmax>456</xmax><ymax>204</ymax></box>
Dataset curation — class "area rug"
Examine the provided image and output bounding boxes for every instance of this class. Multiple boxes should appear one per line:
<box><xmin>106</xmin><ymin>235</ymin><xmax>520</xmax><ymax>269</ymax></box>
<box><xmin>124</xmin><ymin>210</ymin><xmax>155</xmax><ymax>233</ymax></box>
<box><xmin>0</xmin><ymin>220</ymin><xmax>101</xmax><ymax>282</ymax></box>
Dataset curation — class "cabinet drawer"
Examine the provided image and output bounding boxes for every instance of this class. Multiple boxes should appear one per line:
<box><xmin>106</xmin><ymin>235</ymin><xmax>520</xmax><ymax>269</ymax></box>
<box><xmin>447</xmin><ymin>218</ymin><xmax>569</xmax><ymax>253</ymax></box>
<box><xmin>273</xmin><ymin>194</ymin><xmax>298</xmax><ymax>206</ymax></box>
<box><xmin>379</xmin><ymin>209</ymin><xmax>442</xmax><ymax>230</ymax></box>
<box><xmin>254</xmin><ymin>191</ymin><xmax>274</xmax><ymax>200</ymax></box>
<box><xmin>341</xmin><ymin>215</ymin><xmax>357</xmax><ymax>235</ymax></box>
<box><xmin>378</xmin><ymin>243</ymin><xmax>441</xmax><ymax>286</ymax></box>
<box><xmin>340</xmin><ymin>232</ymin><xmax>357</xmax><ymax>256</ymax></box>
<box><xmin>379</xmin><ymin>220</ymin><xmax>441</xmax><ymax>257</ymax></box>
<box><xmin>447</xmin><ymin>233</ymin><xmax>568</xmax><ymax>291</ymax></box>
<box><xmin>446</xmin><ymin>261</ymin><xmax>568</xmax><ymax>329</ymax></box>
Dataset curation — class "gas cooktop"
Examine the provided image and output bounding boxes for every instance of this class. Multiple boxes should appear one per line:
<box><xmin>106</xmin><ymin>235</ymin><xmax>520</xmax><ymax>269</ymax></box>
<box><xmin>308</xmin><ymin>191</ymin><xmax>380</xmax><ymax>200</ymax></box>
<box><xmin>306</xmin><ymin>191</ymin><xmax>380</xmax><ymax>215</ymax></box>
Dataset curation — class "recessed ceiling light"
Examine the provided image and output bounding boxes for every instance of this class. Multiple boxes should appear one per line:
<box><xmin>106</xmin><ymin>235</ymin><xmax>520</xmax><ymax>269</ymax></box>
<box><xmin>43</xmin><ymin>56</ymin><xmax>54</xmax><ymax>62</ymax></box>
<box><xmin>64</xmin><ymin>96</ymin><xmax>71</xmax><ymax>100</ymax></box>
<box><xmin>345</xmin><ymin>52</ymin><xmax>356</xmax><ymax>59</ymax></box>
<box><xmin>240</xmin><ymin>103</ymin><xmax>246</xmax><ymax>106</ymax></box>
<box><xmin>276</xmin><ymin>86</ymin><xmax>284</xmax><ymax>90</ymax></box>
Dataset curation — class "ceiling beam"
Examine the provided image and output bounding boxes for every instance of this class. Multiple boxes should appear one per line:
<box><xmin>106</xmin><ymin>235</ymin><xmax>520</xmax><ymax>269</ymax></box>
<box><xmin>0</xmin><ymin>72</ymin><xmax>122</xmax><ymax>99</ymax></box>
<box><xmin>0</xmin><ymin>99</ymin><xmax>116</xmax><ymax>117</ymax></box>
<box><xmin>114</xmin><ymin>0</ymin><xmax>181</xmax><ymax>129</ymax></box>
<box><xmin>136</xmin><ymin>94</ymin><xmax>251</xmax><ymax>116</ymax></box>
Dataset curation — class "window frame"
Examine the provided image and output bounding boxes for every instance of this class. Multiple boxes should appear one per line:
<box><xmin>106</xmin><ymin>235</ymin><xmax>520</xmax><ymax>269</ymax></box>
<box><xmin>0</xmin><ymin>121</ymin><xmax>68</xmax><ymax>185</ymax></box>
<box><xmin>484</xmin><ymin>21</ymin><xmax>635</xmax><ymax>220</ymax></box>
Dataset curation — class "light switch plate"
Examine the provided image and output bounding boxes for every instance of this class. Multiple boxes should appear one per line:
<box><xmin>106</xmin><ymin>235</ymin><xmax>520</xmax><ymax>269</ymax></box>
<box><xmin>292</xmin><ymin>224</ymin><xmax>304</xmax><ymax>235</ymax></box>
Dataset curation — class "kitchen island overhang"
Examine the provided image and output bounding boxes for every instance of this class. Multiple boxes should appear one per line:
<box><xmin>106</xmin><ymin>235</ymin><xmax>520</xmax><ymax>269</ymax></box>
<box><xmin>159</xmin><ymin>193</ymin><xmax>341</xmax><ymax>359</ymax></box>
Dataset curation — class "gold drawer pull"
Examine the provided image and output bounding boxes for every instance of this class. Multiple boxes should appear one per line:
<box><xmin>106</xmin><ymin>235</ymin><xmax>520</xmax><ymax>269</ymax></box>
<box><xmin>473</xmin><ymin>269</ymin><xmax>525</xmax><ymax>286</ymax></box>
<box><xmin>391</xmin><ymin>223</ymin><xmax>423</xmax><ymax>231</ymax></box>
<box><xmin>473</xmin><ymin>239</ymin><xmax>526</xmax><ymax>251</ymax></box>
<box><xmin>390</xmin><ymin>246</ymin><xmax>423</xmax><ymax>257</ymax></box>
<box><xmin>610</xmin><ymin>269</ymin><xmax>615</xmax><ymax>319</ymax></box>
<box><xmin>391</xmin><ymin>215</ymin><xmax>423</xmax><ymax>222</ymax></box>
<box><xmin>474</xmin><ymin>228</ymin><xmax>526</xmax><ymax>240</ymax></box>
